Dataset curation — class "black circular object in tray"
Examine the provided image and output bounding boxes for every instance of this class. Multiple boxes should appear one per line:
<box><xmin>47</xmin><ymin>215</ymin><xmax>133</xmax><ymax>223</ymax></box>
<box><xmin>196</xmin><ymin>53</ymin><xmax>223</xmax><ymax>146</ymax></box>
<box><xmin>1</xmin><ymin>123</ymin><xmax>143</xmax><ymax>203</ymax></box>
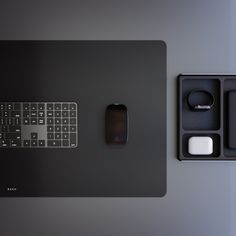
<box><xmin>187</xmin><ymin>90</ymin><xmax>214</xmax><ymax>111</ymax></box>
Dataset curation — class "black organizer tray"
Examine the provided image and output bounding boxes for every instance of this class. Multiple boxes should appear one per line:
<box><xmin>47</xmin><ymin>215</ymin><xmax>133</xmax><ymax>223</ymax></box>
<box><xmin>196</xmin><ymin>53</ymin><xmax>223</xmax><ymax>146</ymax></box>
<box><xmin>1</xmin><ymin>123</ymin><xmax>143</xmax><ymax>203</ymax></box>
<box><xmin>178</xmin><ymin>74</ymin><xmax>236</xmax><ymax>161</ymax></box>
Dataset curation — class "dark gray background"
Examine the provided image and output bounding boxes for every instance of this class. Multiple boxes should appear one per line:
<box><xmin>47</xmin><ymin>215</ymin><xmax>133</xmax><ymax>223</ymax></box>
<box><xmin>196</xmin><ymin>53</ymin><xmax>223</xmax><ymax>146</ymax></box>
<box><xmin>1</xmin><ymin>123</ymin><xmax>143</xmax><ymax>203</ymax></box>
<box><xmin>0</xmin><ymin>0</ymin><xmax>236</xmax><ymax>235</ymax></box>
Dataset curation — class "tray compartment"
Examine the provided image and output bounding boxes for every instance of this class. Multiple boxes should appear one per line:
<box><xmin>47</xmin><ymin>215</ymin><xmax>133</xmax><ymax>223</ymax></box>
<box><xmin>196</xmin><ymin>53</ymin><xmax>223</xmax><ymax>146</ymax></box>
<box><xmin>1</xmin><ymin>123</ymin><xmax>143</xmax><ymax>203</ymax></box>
<box><xmin>182</xmin><ymin>133</ymin><xmax>220</xmax><ymax>159</ymax></box>
<box><xmin>181</xmin><ymin>78</ymin><xmax>220</xmax><ymax>130</ymax></box>
<box><xmin>223</xmin><ymin>78</ymin><xmax>236</xmax><ymax>157</ymax></box>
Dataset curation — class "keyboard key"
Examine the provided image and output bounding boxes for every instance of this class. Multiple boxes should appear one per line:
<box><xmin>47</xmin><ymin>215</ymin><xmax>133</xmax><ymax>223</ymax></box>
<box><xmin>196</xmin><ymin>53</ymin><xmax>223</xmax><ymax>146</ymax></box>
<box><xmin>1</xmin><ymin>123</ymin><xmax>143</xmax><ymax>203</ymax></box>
<box><xmin>70</xmin><ymin>118</ymin><xmax>76</xmax><ymax>125</ymax></box>
<box><xmin>11</xmin><ymin>111</ymin><xmax>21</xmax><ymax>117</ymax></box>
<box><xmin>15</xmin><ymin>118</ymin><xmax>21</xmax><ymax>125</ymax></box>
<box><xmin>3</xmin><ymin>111</ymin><xmax>9</xmax><ymax>117</ymax></box>
<box><xmin>31</xmin><ymin>103</ymin><xmax>37</xmax><ymax>110</ymax></box>
<box><xmin>23</xmin><ymin>111</ymin><xmax>30</xmax><ymax>117</ymax></box>
<box><xmin>62</xmin><ymin>104</ymin><xmax>69</xmax><ymax>110</ymax></box>
<box><xmin>47</xmin><ymin>133</ymin><xmax>54</xmax><ymax>139</ymax></box>
<box><xmin>48</xmin><ymin>140</ymin><xmax>61</xmax><ymax>146</ymax></box>
<box><xmin>62</xmin><ymin>111</ymin><xmax>69</xmax><ymax>117</ymax></box>
<box><xmin>62</xmin><ymin>118</ymin><xmax>69</xmax><ymax>124</ymax></box>
<box><xmin>55</xmin><ymin>104</ymin><xmax>61</xmax><ymax>110</ymax></box>
<box><xmin>62</xmin><ymin>140</ymin><xmax>69</xmax><ymax>146</ymax></box>
<box><xmin>55</xmin><ymin>118</ymin><xmax>61</xmax><ymax>124</ymax></box>
<box><xmin>31</xmin><ymin>118</ymin><xmax>37</xmax><ymax>125</ymax></box>
<box><xmin>38</xmin><ymin>118</ymin><xmax>45</xmax><ymax>125</ymax></box>
<box><xmin>9</xmin><ymin>126</ymin><xmax>21</xmax><ymax>132</ymax></box>
<box><xmin>0</xmin><ymin>118</ymin><xmax>5</xmax><ymax>125</ymax></box>
<box><xmin>47</xmin><ymin>118</ymin><xmax>54</xmax><ymax>124</ymax></box>
<box><xmin>39</xmin><ymin>140</ymin><xmax>45</xmax><ymax>146</ymax></box>
<box><xmin>38</xmin><ymin>111</ymin><xmax>45</xmax><ymax>117</ymax></box>
<box><xmin>55</xmin><ymin>133</ymin><xmax>61</xmax><ymax>139</ymax></box>
<box><xmin>55</xmin><ymin>126</ymin><xmax>61</xmax><ymax>132</ymax></box>
<box><xmin>70</xmin><ymin>126</ymin><xmax>76</xmax><ymax>132</ymax></box>
<box><xmin>7</xmin><ymin>103</ymin><xmax>13</xmax><ymax>110</ymax></box>
<box><xmin>55</xmin><ymin>111</ymin><xmax>61</xmax><ymax>117</ymax></box>
<box><xmin>47</xmin><ymin>126</ymin><xmax>54</xmax><ymax>132</ymax></box>
<box><xmin>47</xmin><ymin>111</ymin><xmax>53</xmax><ymax>117</ymax></box>
<box><xmin>23</xmin><ymin>103</ymin><xmax>30</xmax><ymax>110</ymax></box>
<box><xmin>14</xmin><ymin>103</ymin><xmax>21</xmax><ymax>110</ymax></box>
<box><xmin>70</xmin><ymin>103</ymin><xmax>76</xmax><ymax>110</ymax></box>
<box><xmin>7</xmin><ymin>118</ymin><xmax>13</xmax><ymax>125</ymax></box>
<box><xmin>62</xmin><ymin>133</ymin><xmax>69</xmax><ymax>139</ymax></box>
<box><xmin>24</xmin><ymin>140</ymin><xmax>30</xmax><ymax>146</ymax></box>
<box><xmin>38</xmin><ymin>103</ymin><xmax>45</xmax><ymax>110</ymax></box>
<box><xmin>70</xmin><ymin>111</ymin><xmax>76</xmax><ymax>117</ymax></box>
<box><xmin>47</xmin><ymin>104</ymin><xmax>53</xmax><ymax>110</ymax></box>
<box><xmin>0</xmin><ymin>104</ymin><xmax>5</xmax><ymax>110</ymax></box>
<box><xmin>11</xmin><ymin>140</ymin><xmax>21</xmax><ymax>147</ymax></box>
<box><xmin>5</xmin><ymin>133</ymin><xmax>21</xmax><ymax>140</ymax></box>
<box><xmin>31</xmin><ymin>140</ymin><xmax>37</xmax><ymax>146</ymax></box>
<box><xmin>70</xmin><ymin>133</ymin><xmax>77</xmax><ymax>147</ymax></box>
<box><xmin>23</xmin><ymin>118</ymin><xmax>30</xmax><ymax>125</ymax></box>
<box><xmin>62</xmin><ymin>126</ymin><xmax>69</xmax><ymax>132</ymax></box>
<box><xmin>31</xmin><ymin>111</ymin><xmax>37</xmax><ymax>117</ymax></box>
<box><xmin>1</xmin><ymin>125</ymin><xmax>8</xmax><ymax>132</ymax></box>
<box><xmin>31</xmin><ymin>133</ymin><xmax>38</xmax><ymax>139</ymax></box>
<box><xmin>1</xmin><ymin>140</ymin><xmax>10</xmax><ymax>147</ymax></box>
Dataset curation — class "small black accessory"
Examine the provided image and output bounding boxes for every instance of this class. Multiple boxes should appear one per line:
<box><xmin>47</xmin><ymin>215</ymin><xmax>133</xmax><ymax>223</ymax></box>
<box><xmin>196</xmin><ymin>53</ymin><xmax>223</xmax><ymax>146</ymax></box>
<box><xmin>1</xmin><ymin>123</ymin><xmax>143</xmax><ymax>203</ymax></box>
<box><xmin>187</xmin><ymin>90</ymin><xmax>214</xmax><ymax>111</ymax></box>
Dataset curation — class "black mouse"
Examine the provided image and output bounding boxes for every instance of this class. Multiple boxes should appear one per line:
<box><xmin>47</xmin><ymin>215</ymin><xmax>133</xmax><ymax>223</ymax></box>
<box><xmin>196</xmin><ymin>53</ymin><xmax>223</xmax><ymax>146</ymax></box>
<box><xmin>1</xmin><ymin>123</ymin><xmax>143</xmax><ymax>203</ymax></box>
<box><xmin>105</xmin><ymin>104</ymin><xmax>128</xmax><ymax>147</ymax></box>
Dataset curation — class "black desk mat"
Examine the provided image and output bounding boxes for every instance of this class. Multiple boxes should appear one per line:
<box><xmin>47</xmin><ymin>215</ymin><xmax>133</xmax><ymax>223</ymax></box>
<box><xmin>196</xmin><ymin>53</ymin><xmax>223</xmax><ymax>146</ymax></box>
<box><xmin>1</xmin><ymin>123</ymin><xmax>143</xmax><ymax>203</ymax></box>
<box><xmin>0</xmin><ymin>41</ymin><xmax>166</xmax><ymax>196</ymax></box>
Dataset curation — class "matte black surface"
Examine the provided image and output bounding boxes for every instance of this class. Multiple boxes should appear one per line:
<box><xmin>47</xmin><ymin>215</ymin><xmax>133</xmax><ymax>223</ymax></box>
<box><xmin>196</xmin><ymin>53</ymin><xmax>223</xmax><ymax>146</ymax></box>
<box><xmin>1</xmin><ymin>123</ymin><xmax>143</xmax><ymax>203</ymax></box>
<box><xmin>0</xmin><ymin>40</ymin><xmax>166</xmax><ymax>196</ymax></box>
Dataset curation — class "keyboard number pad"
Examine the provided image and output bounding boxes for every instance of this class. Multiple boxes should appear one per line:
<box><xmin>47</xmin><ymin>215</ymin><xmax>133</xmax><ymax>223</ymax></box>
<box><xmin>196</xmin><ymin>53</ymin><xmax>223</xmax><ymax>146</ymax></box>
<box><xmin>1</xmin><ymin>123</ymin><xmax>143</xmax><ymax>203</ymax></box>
<box><xmin>46</xmin><ymin>102</ymin><xmax>78</xmax><ymax>148</ymax></box>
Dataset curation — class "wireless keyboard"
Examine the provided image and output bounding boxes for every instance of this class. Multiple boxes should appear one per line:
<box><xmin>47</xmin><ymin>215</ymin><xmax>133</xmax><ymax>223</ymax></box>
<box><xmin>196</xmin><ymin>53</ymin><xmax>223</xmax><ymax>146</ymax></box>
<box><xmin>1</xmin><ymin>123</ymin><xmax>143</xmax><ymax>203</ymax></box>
<box><xmin>0</xmin><ymin>102</ymin><xmax>78</xmax><ymax>148</ymax></box>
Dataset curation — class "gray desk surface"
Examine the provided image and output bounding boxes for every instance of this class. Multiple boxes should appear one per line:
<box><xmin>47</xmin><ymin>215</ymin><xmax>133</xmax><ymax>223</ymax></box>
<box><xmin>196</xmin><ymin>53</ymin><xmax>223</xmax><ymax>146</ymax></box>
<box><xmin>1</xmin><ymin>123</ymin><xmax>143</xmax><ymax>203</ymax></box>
<box><xmin>0</xmin><ymin>0</ymin><xmax>236</xmax><ymax>235</ymax></box>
